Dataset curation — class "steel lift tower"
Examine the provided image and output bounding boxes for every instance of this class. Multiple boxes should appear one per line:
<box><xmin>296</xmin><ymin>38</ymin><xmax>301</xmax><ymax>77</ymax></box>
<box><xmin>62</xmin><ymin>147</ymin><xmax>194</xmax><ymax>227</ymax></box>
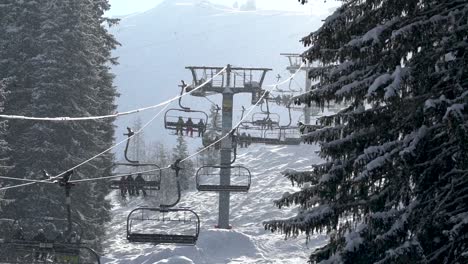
<box><xmin>186</xmin><ymin>64</ymin><xmax>271</xmax><ymax>229</ymax></box>
<box><xmin>280</xmin><ymin>53</ymin><xmax>316</xmax><ymax>125</ymax></box>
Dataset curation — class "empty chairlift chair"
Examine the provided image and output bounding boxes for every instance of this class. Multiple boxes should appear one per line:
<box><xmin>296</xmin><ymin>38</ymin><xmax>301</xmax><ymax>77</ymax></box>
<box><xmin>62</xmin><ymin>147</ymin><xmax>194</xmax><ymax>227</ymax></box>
<box><xmin>196</xmin><ymin>165</ymin><xmax>251</xmax><ymax>192</ymax></box>
<box><xmin>126</xmin><ymin>208</ymin><xmax>200</xmax><ymax>245</ymax></box>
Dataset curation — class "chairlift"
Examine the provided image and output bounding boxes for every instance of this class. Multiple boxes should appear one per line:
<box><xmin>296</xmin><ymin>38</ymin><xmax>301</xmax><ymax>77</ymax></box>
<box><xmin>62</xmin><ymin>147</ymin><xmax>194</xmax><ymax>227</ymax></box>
<box><xmin>126</xmin><ymin>207</ymin><xmax>200</xmax><ymax>245</ymax></box>
<box><xmin>0</xmin><ymin>240</ymin><xmax>100</xmax><ymax>264</ymax></box>
<box><xmin>125</xmin><ymin>160</ymin><xmax>200</xmax><ymax>245</ymax></box>
<box><xmin>263</xmin><ymin>128</ymin><xmax>301</xmax><ymax>145</ymax></box>
<box><xmin>280</xmin><ymin>127</ymin><xmax>302</xmax><ymax>145</ymax></box>
<box><xmin>0</xmin><ymin>217</ymin><xmax>94</xmax><ymax>263</ymax></box>
<box><xmin>196</xmin><ymin>165</ymin><xmax>251</xmax><ymax>192</ymax></box>
<box><xmin>109</xmin><ymin>163</ymin><xmax>161</xmax><ymax>196</ymax></box>
<box><xmin>251</xmin><ymin>99</ymin><xmax>280</xmax><ymax>129</ymax></box>
<box><xmin>164</xmin><ymin>82</ymin><xmax>208</xmax><ymax>136</ymax></box>
<box><xmin>251</xmin><ymin>112</ymin><xmax>280</xmax><ymax>129</ymax></box>
<box><xmin>110</xmin><ymin>128</ymin><xmax>162</xmax><ymax>197</ymax></box>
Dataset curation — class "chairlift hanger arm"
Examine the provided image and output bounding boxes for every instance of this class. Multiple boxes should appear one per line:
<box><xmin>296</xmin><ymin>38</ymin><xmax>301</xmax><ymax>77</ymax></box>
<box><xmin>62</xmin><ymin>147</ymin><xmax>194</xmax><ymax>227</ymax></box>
<box><xmin>178</xmin><ymin>81</ymin><xmax>190</xmax><ymax>110</ymax></box>
<box><xmin>160</xmin><ymin>159</ymin><xmax>182</xmax><ymax>208</ymax></box>
<box><xmin>123</xmin><ymin>127</ymin><xmax>139</xmax><ymax>164</ymax></box>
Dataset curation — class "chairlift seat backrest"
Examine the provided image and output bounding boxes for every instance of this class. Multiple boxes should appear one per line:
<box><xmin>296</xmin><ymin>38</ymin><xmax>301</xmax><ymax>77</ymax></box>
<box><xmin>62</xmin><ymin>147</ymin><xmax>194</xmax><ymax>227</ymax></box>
<box><xmin>126</xmin><ymin>208</ymin><xmax>200</xmax><ymax>245</ymax></box>
<box><xmin>196</xmin><ymin>165</ymin><xmax>251</xmax><ymax>192</ymax></box>
<box><xmin>164</xmin><ymin>109</ymin><xmax>208</xmax><ymax>132</ymax></box>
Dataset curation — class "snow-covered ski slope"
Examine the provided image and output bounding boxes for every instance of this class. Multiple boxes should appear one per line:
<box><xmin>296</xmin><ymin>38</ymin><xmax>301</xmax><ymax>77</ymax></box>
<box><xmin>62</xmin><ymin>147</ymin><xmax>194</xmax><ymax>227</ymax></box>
<box><xmin>102</xmin><ymin>144</ymin><xmax>327</xmax><ymax>264</ymax></box>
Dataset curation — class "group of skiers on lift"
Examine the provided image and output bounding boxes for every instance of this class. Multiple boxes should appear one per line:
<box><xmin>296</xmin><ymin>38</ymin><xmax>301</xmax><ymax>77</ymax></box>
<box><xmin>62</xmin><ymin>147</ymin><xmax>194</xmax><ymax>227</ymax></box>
<box><xmin>238</xmin><ymin>132</ymin><xmax>253</xmax><ymax>148</ymax></box>
<box><xmin>272</xmin><ymin>94</ymin><xmax>293</xmax><ymax>107</ymax></box>
<box><xmin>11</xmin><ymin>224</ymin><xmax>80</xmax><ymax>261</ymax></box>
<box><xmin>253</xmin><ymin>117</ymin><xmax>275</xmax><ymax>130</ymax></box>
<box><xmin>118</xmin><ymin>173</ymin><xmax>147</xmax><ymax>198</ymax></box>
<box><xmin>175</xmin><ymin>117</ymin><xmax>205</xmax><ymax>137</ymax></box>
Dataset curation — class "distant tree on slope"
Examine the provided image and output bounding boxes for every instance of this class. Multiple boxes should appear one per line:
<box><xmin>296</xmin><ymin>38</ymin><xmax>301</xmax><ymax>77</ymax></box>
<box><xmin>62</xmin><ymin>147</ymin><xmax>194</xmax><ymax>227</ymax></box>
<box><xmin>265</xmin><ymin>1</ymin><xmax>468</xmax><ymax>263</ymax></box>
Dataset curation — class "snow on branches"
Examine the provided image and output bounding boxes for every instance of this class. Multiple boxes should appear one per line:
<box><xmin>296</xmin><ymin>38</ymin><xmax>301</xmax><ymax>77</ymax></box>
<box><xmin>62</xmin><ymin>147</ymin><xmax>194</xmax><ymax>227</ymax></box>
<box><xmin>267</xmin><ymin>0</ymin><xmax>468</xmax><ymax>263</ymax></box>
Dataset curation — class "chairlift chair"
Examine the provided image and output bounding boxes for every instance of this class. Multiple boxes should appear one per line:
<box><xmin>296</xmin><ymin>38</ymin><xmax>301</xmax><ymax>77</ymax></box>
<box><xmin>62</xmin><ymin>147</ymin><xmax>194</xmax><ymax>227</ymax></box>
<box><xmin>0</xmin><ymin>240</ymin><xmax>100</xmax><ymax>264</ymax></box>
<box><xmin>251</xmin><ymin>112</ymin><xmax>280</xmax><ymax>129</ymax></box>
<box><xmin>196</xmin><ymin>165</ymin><xmax>251</xmax><ymax>192</ymax></box>
<box><xmin>164</xmin><ymin>109</ymin><xmax>208</xmax><ymax>135</ymax></box>
<box><xmin>0</xmin><ymin>217</ymin><xmax>92</xmax><ymax>263</ymax></box>
<box><xmin>110</xmin><ymin>128</ymin><xmax>162</xmax><ymax>195</ymax></box>
<box><xmin>109</xmin><ymin>163</ymin><xmax>162</xmax><ymax>195</ymax></box>
<box><xmin>126</xmin><ymin>208</ymin><xmax>200</xmax><ymax>245</ymax></box>
<box><xmin>164</xmin><ymin>84</ymin><xmax>209</xmax><ymax>136</ymax></box>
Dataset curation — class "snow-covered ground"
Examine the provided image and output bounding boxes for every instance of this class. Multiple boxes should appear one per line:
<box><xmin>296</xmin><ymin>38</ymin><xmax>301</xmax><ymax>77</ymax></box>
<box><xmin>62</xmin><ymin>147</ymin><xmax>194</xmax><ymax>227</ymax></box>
<box><xmin>102</xmin><ymin>144</ymin><xmax>327</xmax><ymax>263</ymax></box>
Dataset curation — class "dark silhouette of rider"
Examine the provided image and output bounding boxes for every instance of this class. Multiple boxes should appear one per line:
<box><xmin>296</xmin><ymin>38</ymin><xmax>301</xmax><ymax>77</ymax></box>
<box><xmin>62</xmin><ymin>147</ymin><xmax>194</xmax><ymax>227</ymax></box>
<box><xmin>186</xmin><ymin>118</ymin><xmax>194</xmax><ymax>137</ymax></box>
<box><xmin>197</xmin><ymin>119</ymin><xmax>205</xmax><ymax>137</ymax></box>
<box><xmin>135</xmin><ymin>173</ymin><xmax>147</xmax><ymax>197</ymax></box>
<box><xmin>126</xmin><ymin>175</ymin><xmax>135</xmax><ymax>196</ymax></box>
<box><xmin>119</xmin><ymin>176</ymin><xmax>127</xmax><ymax>198</ymax></box>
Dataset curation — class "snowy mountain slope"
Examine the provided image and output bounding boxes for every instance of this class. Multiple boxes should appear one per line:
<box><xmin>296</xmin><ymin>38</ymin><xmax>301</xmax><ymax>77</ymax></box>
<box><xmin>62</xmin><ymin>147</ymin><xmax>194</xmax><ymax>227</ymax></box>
<box><xmin>110</xmin><ymin>0</ymin><xmax>323</xmax><ymax>148</ymax></box>
<box><xmin>102</xmin><ymin>144</ymin><xmax>327</xmax><ymax>263</ymax></box>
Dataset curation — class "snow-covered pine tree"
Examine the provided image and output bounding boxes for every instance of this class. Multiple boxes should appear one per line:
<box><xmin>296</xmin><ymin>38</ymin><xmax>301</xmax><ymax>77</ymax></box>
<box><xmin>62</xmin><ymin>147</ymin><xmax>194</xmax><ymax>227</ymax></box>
<box><xmin>172</xmin><ymin>135</ymin><xmax>195</xmax><ymax>191</ymax></box>
<box><xmin>265</xmin><ymin>1</ymin><xmax>468</xmax><ymax>263</ymax></box>
<box><xmin>0</xmin><ymin>0</ymin><xmax>119</xmax><ymax>249</ymax></box>
<box><xmin>148</xmin><ymin>141</ymin><xmax>171</xmax><ymax>168</ymax></box>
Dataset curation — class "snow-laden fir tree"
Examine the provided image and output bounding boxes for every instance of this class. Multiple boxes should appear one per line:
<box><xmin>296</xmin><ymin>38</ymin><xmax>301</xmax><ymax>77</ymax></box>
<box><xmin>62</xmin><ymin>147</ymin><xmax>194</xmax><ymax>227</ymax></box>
<box><xmin>0</xmin><ymin>0</ymin><xmax>119</xmax><ymax>249</ymax></box>
<box><xmin>265</xmin><ymin>1</ymin><xmax>468</xmax><ymax>263</ymax></box>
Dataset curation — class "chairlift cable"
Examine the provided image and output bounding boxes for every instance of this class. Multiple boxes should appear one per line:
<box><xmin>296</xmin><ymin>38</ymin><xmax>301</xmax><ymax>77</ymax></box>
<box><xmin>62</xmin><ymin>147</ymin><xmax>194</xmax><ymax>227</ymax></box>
<box><xmin>0</xmin><ymin>67</ymin><xmax>227</xmax><ymax>121</ymax></box>
<box><xmin>0</xmin><ymin>64</ymin><xmax>305</xmax><ymax>189</ymax></box>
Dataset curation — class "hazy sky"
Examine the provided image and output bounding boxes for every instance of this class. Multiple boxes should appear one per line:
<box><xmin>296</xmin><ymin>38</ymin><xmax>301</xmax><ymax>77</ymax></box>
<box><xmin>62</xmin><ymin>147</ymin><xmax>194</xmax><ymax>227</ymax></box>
<box><xmin>107</xmin><ymin>0</ymin><xmax>340</xmax><ymax>17</ymax></box>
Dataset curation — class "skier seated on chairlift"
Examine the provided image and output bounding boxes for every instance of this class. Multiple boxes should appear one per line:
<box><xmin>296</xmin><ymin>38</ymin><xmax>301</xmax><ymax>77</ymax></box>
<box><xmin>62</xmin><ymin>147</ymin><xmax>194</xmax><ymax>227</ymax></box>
<box><xmin>275</xmin><ymin>95</ymin><xmax>281</xmax><ymax>105</ymax></box>
<box><xmin>176</xmin><ymin>117</ymin><xmax>184</xmax><ymax>136</ymax></box>
<box><xmin>240</xmin><ymin>132</ymin><xmax>247</xmax><ymax>148</ymax></box>
<box><xmin>186</xmin><ymin>118</ymin><xmax>194</xmax><ymax>137</ymax></box>
<box><xmin>33</xmin><ymin>229</ymin><xmax>48</xmax><ymax>261</ymax></box>
<box><xmin>67</xmin><ymin>231</ymin><xmax>79</xmax><ymax>244</ymax></box>
<box><xmin>197</xmin><ymin>119</ymin><xmax>205</xmax><ymax>137</ymax></box>
<box><xmin>135</xmin><ymin>173</ymin><xmax>147</xmax><ymax>197</ymax></box>
<box><xmin>11</xmin><ymin>225</ymin><xmax>24</xmax><ymax>240</ymax></box>
<box><xmin>126</xmin><ymin>175</ymin><xmax>136</xmax><ymax>196</ymax></box>
<box><xmin>54</xmin><ymin>231</ymin><xmax>65</xmax><ymax>243</ymax></box>
<box><xmin>266</xmin><ymin>118</ymin><xmax>274</xmax><ymax>130</ymax></box>
<box><xmin>119</xmin><ymin>176</ymin><xmax>127</xmax><ymax>198</ymax></box>
<box><xmin>260</xmin><ymin>117</ymin><xmax>267</xmax><ymax>130</ymax></box>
